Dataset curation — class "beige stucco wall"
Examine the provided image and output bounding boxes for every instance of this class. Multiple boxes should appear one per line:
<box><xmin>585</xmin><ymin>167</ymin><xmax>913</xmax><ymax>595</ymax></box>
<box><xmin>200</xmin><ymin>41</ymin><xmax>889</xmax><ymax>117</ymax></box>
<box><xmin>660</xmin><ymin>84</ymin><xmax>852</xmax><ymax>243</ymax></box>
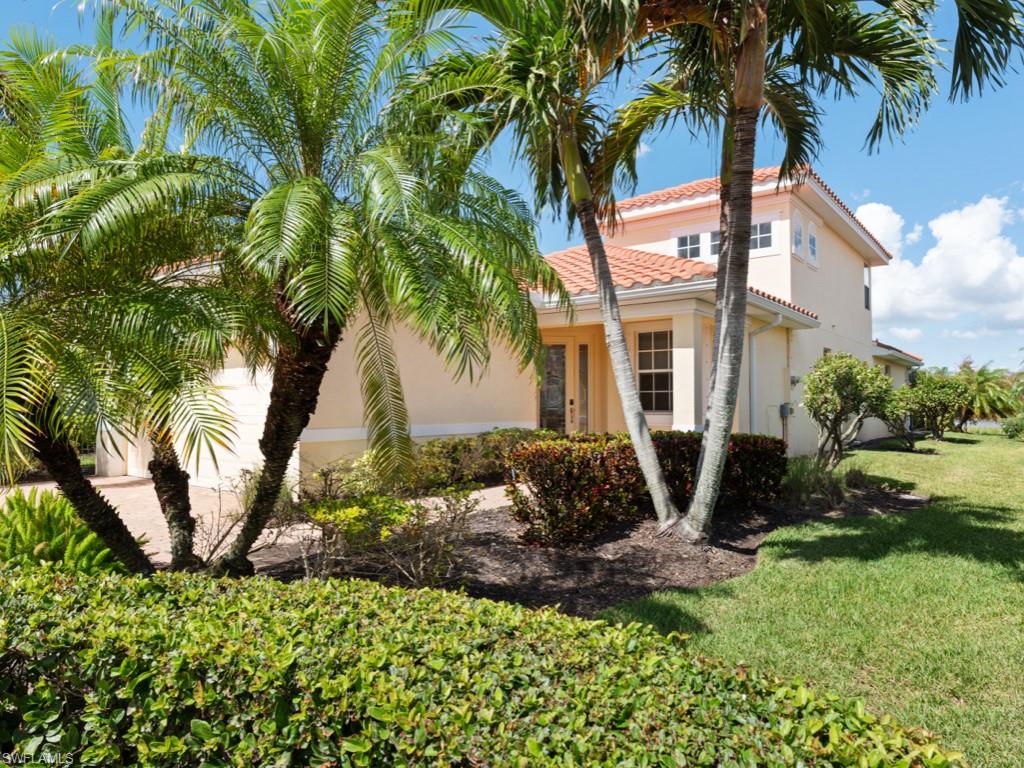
<box><xmin>95</xmin><ymin>350</ymin><xmax>290</xmax><ymax>490</ymax></box>
<box><xmin>600</xmin><ymin>185</ymin><xmax>904</xmax><ymax>456</ymax></box>
<box><xmin>605</xmin><ymin>194</ymin><xmax>793</xmax><ymax>300</ymax></box>
<box><xmin>295</xmin><ymin>320</ymin><xmax>539</xmax><ymax>469</ymax></box>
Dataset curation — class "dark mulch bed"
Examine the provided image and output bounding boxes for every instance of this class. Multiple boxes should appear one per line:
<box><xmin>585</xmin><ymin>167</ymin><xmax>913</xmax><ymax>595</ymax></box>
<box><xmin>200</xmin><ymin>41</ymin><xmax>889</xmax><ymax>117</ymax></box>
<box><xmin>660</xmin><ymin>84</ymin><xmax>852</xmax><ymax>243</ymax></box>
<box><xmin>452</xmin><ymin>487</ymin><xmax>929</xmax><ymax>617</ymax></box>
<box><xmin>262</xmin><ymin>486</ymin><xmax>929</xmax><ymax>618</ymax></box>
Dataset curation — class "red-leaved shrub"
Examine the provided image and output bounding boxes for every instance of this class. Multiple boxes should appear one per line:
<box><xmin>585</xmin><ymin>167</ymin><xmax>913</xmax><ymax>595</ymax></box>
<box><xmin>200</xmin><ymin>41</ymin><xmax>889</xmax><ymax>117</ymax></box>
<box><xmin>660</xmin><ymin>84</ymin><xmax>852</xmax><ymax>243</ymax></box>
<box><xmin>507</xmin><ymin>431</ymin><xmax>786</xmax><ymax>545</ymax></box>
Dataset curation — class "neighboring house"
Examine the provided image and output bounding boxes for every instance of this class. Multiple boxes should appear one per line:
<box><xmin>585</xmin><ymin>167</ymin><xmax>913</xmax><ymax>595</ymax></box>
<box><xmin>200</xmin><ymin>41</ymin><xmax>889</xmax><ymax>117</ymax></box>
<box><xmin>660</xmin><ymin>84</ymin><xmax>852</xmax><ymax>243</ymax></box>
<box><xmin>97</xmin><ymin>166</ymin><xmax>922</xmax><ymax>486</ymax></box>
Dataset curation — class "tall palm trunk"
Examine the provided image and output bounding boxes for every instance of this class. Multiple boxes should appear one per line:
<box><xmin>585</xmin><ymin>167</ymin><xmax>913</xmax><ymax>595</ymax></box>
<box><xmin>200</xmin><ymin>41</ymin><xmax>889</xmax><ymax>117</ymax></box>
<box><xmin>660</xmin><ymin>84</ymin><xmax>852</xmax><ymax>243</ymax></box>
<box><xmin>212</xmin><ymin>311</ymin><xmax>341</xmax><ymax>576</ymax></box>
<box><xmin>147</xmin><ymin>434</ymin><xmax>202</xmax><ymax>571</ymax></box>
<box><xmin>32</xmin><ymin>426</ymin><xmax>154</xmax><ymax>575</ymax></box>
<box><xmin>702</xmin><ymin>113</ymin><xmax>738</xmax><ymax>421</ymax></box>
<box><xmin>682</xmin><ymin>13</ymin><xmax>767</xmax><ymax>538</ymax></box>
<box><xmin>560</xmin><ymin>133</ymin><xmax>680</xmax><ymax>528</ymax></box>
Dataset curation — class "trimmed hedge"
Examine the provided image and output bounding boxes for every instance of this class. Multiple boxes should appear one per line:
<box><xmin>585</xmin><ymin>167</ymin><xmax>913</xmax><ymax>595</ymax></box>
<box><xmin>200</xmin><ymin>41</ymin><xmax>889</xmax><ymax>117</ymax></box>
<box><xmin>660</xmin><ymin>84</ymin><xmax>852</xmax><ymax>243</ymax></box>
<box><xmin>0</xmin><ymin>569</ymin><xmax>959</xmax><ymax>767</ymax></box>
<box><xmin>412</xmin><ymin>427</ymin><xmax>557</xmax><ymax>491</ymax></box>
<box><xmin>507</xmin><ymin>431</ymin><xmax>787</xmax><ymax>545</ymax></box>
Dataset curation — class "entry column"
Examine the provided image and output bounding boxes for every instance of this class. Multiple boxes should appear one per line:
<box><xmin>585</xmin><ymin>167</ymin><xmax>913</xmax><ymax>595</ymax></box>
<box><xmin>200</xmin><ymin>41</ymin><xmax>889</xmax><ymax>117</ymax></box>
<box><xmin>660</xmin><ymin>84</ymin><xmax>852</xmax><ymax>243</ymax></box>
<box><xmin>671</xmin><ymin>312</ymin><xmax>703</xmax><ymax>432</ymax></box>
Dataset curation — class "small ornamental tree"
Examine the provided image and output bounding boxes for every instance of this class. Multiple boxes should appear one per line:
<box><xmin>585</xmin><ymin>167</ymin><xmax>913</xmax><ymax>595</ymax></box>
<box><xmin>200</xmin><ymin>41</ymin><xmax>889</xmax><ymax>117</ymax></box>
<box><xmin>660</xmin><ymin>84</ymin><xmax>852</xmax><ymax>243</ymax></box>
<box><xmin>878</xmin><ymin>387</ymin><xmax>917</xmax><ymax>452</ymax></box>
<box><xmin>903</xmin><ymin>370</ymin><xmax>971</xmax><ymax>440</ymax></box>
<box><xmin>802</xmin><ymin>352</ymin><xmax>891</xmax><ymax>467</ymax></box>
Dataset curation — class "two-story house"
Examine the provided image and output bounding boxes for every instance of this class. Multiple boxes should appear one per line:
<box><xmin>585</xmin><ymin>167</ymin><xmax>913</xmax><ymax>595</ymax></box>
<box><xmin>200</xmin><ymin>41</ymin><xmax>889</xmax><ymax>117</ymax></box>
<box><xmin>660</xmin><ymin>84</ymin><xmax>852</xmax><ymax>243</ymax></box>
<box><xmin>97</xmin><ymin>166</ymin><xmax>922</xmax><ymax>485</ymax></box>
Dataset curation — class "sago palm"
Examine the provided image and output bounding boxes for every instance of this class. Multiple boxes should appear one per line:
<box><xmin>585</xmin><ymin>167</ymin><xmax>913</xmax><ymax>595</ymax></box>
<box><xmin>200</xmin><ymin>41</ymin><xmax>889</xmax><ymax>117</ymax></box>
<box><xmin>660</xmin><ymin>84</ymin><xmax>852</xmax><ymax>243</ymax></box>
<box><xmin>408</xmin><ymin>0</ymin><xmax>686</xmax><ymax>531</ymax></box>
<box><xmin>74</xmin><ymin>0</ymin><xmax>564</xmax><ymax>575</ymax></box>
<box><xmin>607</xmin><ymin>0</ymin><xmax>1022</xmax><ymax>537</ymax></box>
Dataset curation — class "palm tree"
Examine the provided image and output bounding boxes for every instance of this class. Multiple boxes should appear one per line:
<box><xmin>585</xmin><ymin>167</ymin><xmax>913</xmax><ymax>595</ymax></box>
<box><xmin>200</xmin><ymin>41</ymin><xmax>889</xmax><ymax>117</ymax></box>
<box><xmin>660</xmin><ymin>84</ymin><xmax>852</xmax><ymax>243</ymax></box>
<box><xmin>409</xmin><ymin>0</ymin><xmax>686</xmax><ymax>532</ymax></box>
<box><xmin>956</xmin><ymin>359</ymin><xmax>1016</xmax><ymax>428</ymax></box>
<box><xmin>611</xmin><ymin>0</ymin><xmax>1022</xmax><ymax>537</ymax></box>
<box><xmin>0</xmin><ymin>23</ymin><xmax>253</xmax><ymax>573</ymax></box>
<box><xmin>70</xmin><ymin>0</ymin><xmax>564</xmax><ymax>575</ymax></box>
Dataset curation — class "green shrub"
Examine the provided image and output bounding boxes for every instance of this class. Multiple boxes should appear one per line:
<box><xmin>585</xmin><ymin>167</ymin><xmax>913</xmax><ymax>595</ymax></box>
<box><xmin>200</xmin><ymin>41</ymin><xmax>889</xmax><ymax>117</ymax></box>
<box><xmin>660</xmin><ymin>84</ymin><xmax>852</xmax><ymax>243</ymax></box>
<box><xmin>0</xmin><ymin>570</ymin><xmax>961</xmax><ymax>767</ymax></box>
<box><xmin>842</xmin><ymin>465</ymin><xmax>870</xmax><ymax>490</ymax></box>
<box><xmin>304</xmin><ymin>428</ymin><xmax>556</xmax><ymax>502</ymax></box>
<box><xmin>903</xmin><ymin>370</ymin><xmax>971</xmax><ymax>440</ymax></box>
<box><xmin>299</xmin><ymin>492</ymin><xmax>475</xmax><ymax>586</ymax></box>
<box><xmin>0</xmin><ymin>489</ymin><xmax>123</xmax><ymax>575</ymax></box>
<box><xmin>507</xmin><ymin>431</ymin><xmax>787</xmax><ymax>545</ymax></box>
<box><xmin>411</xmin><ymin>427</ymin><xmax>557</xmax><ymax>492</ymax></box>
<box><xmin>1002</xmin><ymin>415</ymin><xmax>1024</xmax><ymax>440</ymax></box>
<box><xmin>802</xmin><ymin>353</ymin><xmax>892</xmax><ymax>467</ymax></box>
<box><xmin>782</xmin><ymin>457</ymin><xmax>847</xmax><ymax>507</ymax></box>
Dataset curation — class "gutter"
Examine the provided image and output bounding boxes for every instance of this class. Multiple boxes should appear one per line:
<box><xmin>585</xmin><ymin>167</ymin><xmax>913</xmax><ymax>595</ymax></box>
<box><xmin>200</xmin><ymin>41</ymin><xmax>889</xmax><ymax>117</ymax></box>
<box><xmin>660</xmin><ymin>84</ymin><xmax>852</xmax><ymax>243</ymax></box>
<box><xmin>749</xmin><ymin>312</ymin><xmax>784</xmax><ymax>434</ymax></box>
<box><xmin>534</xmin><ymin>280</ymin><xmax>819</xmax><ymax>329</ymax></box>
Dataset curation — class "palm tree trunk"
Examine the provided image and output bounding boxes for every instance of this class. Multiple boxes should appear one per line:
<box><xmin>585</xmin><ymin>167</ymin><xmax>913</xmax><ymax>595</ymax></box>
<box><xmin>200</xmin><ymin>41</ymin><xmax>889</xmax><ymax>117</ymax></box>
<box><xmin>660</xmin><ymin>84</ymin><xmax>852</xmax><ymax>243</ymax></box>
<box><xmin>682</xmin><ymin>105</ymin><xmax>761</xmax><ymax>538</ymax></box>
<box><xmin>32</xmin><ymin>428</ymin><xmax>154</xmax><ymax>575</ymax></box>
<box><xmin>556</xmin><ymin>128</ymin><xmax>679</xmax><ymax>528</ymax></box>
<box><xmin>211</xmin><ymin>319</ymin><xmax>340</xmax><ymax>576</ymax></box>
<box><xmin>147</xmin><ymin>434</ymin><xmax>202</xmax><ymax>571</ymax></box>
<box><xmin>702</xmin><ymin>111</ymin><xmax>737</xmax><ymax>427</ymax></box>
<box><xmin>575</xmin><ymin>198</ymin><xmax>681</xmax><ymax>528</ymax></box>
<box><xmin>679</xmin><ymin>6</ymin><xmax>766</xmax><ymax>540</ymax></box>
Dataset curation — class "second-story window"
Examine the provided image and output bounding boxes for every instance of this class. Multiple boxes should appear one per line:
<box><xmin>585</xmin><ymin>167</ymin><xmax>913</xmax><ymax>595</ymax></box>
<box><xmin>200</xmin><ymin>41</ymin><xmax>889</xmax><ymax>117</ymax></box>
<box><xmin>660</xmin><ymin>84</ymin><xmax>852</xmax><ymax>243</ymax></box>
<box><xmin>676</xmin><ymin>233</ymin><xmax>701</xmax><ymax>259</ymax></box>
<box><xmin>710</xmin><ymin>230</ymin><xmax>721</xmax><ymax>257</ymax></box>
<box><xmin>864</xmin><ymin>266</ymin><xmax>871</xmax><ymax>310</ymax></box>
<box><xmin>750</xmin><ymin>221</ymin><xmax>772</xmax><ymax>249</ymax></box>
<box><xmin>792</xmin><ymin>210</ymin><xmax>803</xmax><ymax>255</ymax></box>
<box><xmin>808</xmin><ymin>223</ymin><xmax>818</xmax><ymax>262</ymax></box>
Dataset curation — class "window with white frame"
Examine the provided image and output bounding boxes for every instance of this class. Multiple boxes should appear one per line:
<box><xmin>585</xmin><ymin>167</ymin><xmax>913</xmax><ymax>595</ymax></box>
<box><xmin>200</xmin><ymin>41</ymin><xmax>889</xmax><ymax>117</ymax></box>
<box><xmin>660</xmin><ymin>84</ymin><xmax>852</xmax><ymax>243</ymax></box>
<box><xmin>864</xmin><ymin>266</ymin><xmax>871</xmax><ymax>309</ymax></box>
<box><xmin>792</xmin><ymin>210</ymin><xmax>803</xmax><ymax>255</ymax></box>
<box><xmin>750</xmin><ymin>221</ymin><xmax>772</xmax><ymax>249</ymax></box>
<box><xmin>676</xmin><ymin>233</ymin><xmax>701</xmax><ymax>259</ymax></box>
<box><xmin>808</xmin><ymin>223</ymin><xmax>818</xmax><ymax>262</ymax></box>
<box><xmin>710</xmin><ymin>230</ymin><xmax>721</xmax><ymax>257</ymax></box>
<box><xmin>637</xmin><ymin>330</ymin><xmax>673</xmax><ymax>412</ymax></box>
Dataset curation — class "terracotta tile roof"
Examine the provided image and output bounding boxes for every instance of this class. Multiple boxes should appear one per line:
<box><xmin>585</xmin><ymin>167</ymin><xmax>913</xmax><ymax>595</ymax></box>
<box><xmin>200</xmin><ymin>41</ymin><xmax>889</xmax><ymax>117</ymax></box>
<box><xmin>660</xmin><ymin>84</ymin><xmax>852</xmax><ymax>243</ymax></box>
<box><xmin>873</xmin><ymin>338</ymin><xmax>924</xmax><ymax>363</ymax></box>
<box><xmin>544</xmin><ymin>244</ymin><xmax>818</xmax><ymax>320</ymax></box>
<box><xmin>545</xmin><ymin>244</ymin><xmax>715</xmax><ymax>295</ymax></box>
<box><xmin>747</xmin><ymin>286</ymin><xmax>819</xmax><ymax>320</ymax></box>
<box><xmin>615</xmin><ymin>167</ymin><xmax>784</xmax><ymax>212</ymax></box>
<box><xmin>614</xmin><ymin>166</ymin><xmax>893</xmax><ymax>261</ymax></box>
<box><xmin>803</xmin><ymin>167</ymin><xmax>893</xmax><ymax>261</ymax></box>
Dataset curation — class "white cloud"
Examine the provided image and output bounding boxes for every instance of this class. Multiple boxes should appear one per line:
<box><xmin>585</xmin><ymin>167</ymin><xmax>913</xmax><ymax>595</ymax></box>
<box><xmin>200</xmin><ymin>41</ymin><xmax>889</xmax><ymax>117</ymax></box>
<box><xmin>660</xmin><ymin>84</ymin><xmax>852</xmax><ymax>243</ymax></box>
<box><xmin>888</xmin><ymin>326</ymin><xmax>923</xmax><ymax>341</ymax></box>
<box><xmin>637</xmin><ymin>142</ymin><xmax>652</xmax><ymax>158</ymax></box>
<box><xmin>944</xmin><ymin>327</ymin><xmax>999</xmax><ymax>340</ymax></box>
<box><xmin>867</xmin><ymin>196</ymin><xmax>1024</xmax><ymax>332</ymax></box>
<box><xmin>855</xmin><ymin>202</ymin><xmax>921</xmax><ymax>258</ymax></box>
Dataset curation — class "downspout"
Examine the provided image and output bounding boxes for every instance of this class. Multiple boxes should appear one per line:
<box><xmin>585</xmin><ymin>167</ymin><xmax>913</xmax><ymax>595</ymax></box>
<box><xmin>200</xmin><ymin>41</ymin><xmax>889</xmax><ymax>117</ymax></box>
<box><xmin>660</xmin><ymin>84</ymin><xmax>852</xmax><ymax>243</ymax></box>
<box><xmin>748</xmin><ymin>313</ymin><xmax>783</xmax><ymax>434</ymax></box>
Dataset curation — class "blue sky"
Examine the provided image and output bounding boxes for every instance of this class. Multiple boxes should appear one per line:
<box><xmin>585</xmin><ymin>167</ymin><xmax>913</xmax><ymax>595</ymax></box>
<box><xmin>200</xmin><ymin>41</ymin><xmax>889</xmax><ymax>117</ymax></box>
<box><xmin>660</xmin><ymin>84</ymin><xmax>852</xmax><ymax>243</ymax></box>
<box><xmin>5</xmin><ymin>0</ymin><xmax>1024</xmax><ymax>371</ymax></box>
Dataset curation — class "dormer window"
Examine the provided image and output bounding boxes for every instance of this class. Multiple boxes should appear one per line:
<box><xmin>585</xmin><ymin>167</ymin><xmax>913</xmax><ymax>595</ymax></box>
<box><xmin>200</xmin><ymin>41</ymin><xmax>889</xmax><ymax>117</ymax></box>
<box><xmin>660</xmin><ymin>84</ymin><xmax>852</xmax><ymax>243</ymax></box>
<box><xmin>792</xmin><ymin>210</ymin><xmax>804</xmax><ymax>255</ymax></box>
<box><xmin>676</xmin><ymin>233</ymin><xmax>701</xmax><ymax>259</ymax></box>
<box><xmin>750</xmin><ymin>222</ymin><xmax>772</xmax><ymax>250</ymax></box>
<box><xmin>808</xmin><ymin>223</ymin><xmax>818</xmax><ymax>263</ymax></box>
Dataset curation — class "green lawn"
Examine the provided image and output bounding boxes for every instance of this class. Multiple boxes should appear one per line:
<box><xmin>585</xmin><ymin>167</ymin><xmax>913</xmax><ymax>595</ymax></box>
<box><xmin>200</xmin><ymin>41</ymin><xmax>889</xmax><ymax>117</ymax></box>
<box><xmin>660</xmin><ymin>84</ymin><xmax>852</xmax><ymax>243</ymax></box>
<box><xmin>604</xmin><ymin>432</ymin><xmax>1024</xmax><ymax>767</ymax></box>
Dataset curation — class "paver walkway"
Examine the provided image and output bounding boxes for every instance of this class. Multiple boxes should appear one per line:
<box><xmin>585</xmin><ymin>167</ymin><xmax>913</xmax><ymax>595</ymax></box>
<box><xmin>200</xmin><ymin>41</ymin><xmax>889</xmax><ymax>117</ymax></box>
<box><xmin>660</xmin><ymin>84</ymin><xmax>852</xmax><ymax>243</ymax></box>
<box><xmin>5</xmin><ymin>477</ymin><xmax>510</xmax><ymax>567</ymax></box>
